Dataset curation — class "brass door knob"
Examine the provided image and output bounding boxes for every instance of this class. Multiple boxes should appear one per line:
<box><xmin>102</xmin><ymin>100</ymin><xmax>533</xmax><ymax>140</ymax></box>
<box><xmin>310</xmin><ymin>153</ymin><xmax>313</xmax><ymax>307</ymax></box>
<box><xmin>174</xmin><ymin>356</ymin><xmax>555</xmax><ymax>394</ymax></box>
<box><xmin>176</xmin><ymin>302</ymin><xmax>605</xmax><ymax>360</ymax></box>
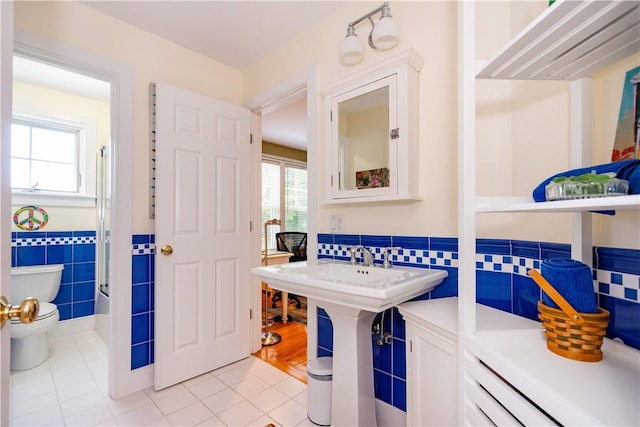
<box><xmin>0</xmin><ymin>296</ymin><xmax>39</xmax><ymax>329</ymax></box>
<box><xmin>160</xmin><ymin>245</ymin><xmax>174</xmax><ymax>256</ymax></box>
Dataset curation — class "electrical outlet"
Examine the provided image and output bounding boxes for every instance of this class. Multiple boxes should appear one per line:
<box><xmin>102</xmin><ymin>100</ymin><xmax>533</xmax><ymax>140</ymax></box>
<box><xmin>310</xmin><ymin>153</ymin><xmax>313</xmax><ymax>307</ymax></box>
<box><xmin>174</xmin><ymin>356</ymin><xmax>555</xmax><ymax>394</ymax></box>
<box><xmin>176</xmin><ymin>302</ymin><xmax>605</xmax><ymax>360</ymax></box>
<box><xmin>330</xmin><ymin>214</ymin><xmax>344</xmax><ymax>232</ymax></box>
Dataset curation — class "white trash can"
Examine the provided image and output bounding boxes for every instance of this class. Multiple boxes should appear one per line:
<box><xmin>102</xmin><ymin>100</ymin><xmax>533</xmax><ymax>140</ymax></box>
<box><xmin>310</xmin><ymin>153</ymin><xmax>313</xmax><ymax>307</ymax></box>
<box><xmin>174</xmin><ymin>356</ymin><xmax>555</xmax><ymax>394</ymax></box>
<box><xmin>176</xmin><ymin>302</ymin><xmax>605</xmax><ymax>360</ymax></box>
<box><xmin>307</xmin><ymin>356</ymin><xmax>333</xmax><ymax>426</ymax></box>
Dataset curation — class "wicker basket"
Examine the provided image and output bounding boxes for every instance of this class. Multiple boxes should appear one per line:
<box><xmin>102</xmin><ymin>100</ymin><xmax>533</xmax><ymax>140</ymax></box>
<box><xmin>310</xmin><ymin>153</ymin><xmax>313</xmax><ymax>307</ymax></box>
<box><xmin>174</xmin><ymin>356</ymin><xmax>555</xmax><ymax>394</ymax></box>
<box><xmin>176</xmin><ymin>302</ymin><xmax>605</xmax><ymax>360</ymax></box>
<box><xmin>537</xmin><ymin>300</ymin><xmax>609</xmax><ymax>362</ymax></box>
<box><xmin>529</xmin><ymin>269</ymin><xmax>610</xmax><ymax>362</ymax></box>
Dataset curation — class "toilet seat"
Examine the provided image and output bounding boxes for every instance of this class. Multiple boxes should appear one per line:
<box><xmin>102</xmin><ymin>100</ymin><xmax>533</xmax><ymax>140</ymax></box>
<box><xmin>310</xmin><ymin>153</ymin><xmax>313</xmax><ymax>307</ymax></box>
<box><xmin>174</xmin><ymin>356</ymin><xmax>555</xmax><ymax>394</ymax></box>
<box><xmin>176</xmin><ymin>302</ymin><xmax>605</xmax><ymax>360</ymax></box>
<box><xmin>11</xmin><ymin>302</ymin><xmax>58</xmax><ymax>324</ymax></box>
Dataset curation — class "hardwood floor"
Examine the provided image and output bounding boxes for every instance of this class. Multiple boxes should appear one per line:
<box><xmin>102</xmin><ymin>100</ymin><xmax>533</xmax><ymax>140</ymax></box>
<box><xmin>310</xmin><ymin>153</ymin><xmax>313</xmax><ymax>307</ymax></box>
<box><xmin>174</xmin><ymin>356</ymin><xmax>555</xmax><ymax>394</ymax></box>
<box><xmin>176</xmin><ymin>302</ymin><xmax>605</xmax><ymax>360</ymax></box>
<box><xmin>253</xmin><ymin>317</ymin><xmax>308</xmax><ymax>384</ymax></box>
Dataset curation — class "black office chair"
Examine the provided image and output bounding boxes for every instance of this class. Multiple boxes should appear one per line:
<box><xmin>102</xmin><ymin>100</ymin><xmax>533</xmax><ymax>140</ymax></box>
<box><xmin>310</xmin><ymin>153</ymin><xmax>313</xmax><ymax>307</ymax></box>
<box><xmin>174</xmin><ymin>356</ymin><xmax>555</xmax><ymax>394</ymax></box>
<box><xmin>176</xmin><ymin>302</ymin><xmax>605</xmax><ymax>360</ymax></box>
<box><xmin>272</xmin><ymin>232</ymin><xmax>307</xmax><ymax>309</ymax></box>
<box><xmin>276</xmin><ymin>232</ymin><xmax>307</xmax><ymax>262</ymax></box>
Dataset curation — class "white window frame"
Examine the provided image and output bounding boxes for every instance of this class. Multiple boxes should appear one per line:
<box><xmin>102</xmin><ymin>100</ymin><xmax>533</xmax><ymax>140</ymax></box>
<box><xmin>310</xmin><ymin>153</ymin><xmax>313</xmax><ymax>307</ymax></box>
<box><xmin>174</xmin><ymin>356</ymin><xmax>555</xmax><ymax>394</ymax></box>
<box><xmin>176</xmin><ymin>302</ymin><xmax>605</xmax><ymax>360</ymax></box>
<box><xmin>261</xmin><ymin>154</ymin><xmax>307</xmax><ymax>251</ymax></box>
<box><xmin>11</xmin><ymin>112</ymin><xmax>96</xmax><ymax>207</ymax></box>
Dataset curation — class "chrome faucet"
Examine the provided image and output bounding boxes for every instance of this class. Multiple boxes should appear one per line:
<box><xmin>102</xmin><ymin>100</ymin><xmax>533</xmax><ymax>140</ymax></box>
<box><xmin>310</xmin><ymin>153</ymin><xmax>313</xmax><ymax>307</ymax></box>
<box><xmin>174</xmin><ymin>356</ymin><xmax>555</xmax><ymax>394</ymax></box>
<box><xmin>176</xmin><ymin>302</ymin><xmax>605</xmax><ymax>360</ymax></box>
<box><xmin>380</xmin><ymin>247</ymin><xmax>401</xmax><ymax>269</ymax></box>
<box><xmin>349</xmin><ymin>245</ymin><xmax>374</xmax><ymax>266</ymax></box>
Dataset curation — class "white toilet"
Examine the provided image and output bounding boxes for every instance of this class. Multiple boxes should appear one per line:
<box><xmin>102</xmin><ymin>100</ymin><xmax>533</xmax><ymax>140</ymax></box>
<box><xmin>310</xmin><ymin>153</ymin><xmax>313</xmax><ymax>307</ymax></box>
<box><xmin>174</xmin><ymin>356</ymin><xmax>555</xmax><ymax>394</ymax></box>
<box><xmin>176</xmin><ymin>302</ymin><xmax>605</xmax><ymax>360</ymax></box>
<box><xmin>10</xmin><ymin>264</ymin><xmax>63</xmax><ymax>371</ymax></box>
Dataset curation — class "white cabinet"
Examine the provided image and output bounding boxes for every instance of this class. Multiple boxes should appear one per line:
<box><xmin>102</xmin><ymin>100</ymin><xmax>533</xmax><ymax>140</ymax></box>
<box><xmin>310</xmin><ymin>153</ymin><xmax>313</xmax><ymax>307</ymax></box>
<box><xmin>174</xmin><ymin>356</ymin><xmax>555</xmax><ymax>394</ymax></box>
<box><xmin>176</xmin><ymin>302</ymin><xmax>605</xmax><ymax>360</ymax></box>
<box><xmin>459</xmin><ymin>1</ymin><xmax>640</xmax><ymax>426</ymax></box>
<box><xmin>323</xmin><ymin>48</ymin><xmax>422</xmax><ymax>203</ymax></box>
<box><xmin>399</xmin><ymin>301</ymin><xmax>458</xmax><ymax>427</ymax></box>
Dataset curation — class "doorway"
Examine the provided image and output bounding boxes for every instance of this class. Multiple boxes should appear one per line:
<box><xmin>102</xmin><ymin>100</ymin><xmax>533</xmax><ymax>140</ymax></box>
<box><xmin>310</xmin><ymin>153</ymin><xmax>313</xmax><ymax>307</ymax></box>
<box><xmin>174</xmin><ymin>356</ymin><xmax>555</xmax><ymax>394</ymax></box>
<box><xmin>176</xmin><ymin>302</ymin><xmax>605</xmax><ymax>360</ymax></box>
<box><xmin>8</xmin><ymin>30</ymin><xmax>135</xmax><ymax>406</ymax></box>
<box><xmin>249</xmin><ymin>74</ymin><xmax>318</xmax><ymax>381</ymax></box>
<box><xmin>8</xmin><ymin>52</ymin><xmax>113</xmax><ymax>420</ymax></box>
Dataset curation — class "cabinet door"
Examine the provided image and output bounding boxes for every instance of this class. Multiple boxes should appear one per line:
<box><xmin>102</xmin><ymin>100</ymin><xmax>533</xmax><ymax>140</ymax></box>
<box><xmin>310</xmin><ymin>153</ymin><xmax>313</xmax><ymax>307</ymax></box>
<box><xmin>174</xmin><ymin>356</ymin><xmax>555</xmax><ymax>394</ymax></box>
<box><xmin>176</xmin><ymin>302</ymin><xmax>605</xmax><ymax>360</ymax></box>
<box><xmin>329</xmin><ymin>74</ymin><xmax>398</xmax><ymax>200</ymax></box>
<box><xmin>407</xmin><ymin>323</ymin><xmax>458</xmax><ymax>426</ymax></box>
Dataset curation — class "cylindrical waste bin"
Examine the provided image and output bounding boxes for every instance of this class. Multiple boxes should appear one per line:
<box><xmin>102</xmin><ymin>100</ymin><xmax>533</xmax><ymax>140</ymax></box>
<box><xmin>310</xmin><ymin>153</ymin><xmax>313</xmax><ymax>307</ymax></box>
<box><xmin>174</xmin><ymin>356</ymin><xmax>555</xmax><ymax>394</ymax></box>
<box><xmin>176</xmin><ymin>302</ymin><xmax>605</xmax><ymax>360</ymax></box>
<box><xmin>307</xmin><ymin>356</ymin><xmax>333</xmax><ymax>426</ymax></box>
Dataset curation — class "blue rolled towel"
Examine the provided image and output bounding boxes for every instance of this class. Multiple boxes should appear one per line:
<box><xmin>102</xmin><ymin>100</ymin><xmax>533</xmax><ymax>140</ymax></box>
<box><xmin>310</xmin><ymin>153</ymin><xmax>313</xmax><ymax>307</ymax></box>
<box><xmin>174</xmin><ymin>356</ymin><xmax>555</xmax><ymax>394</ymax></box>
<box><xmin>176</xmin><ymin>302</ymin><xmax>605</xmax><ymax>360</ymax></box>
<box><xmin>532</xmin><ymin>160</ymin><xmax>640</xmax><ymax>215</ymax></box>
<box><xmin>541</xmin><ymin>258</ymin><xmax>598</xmax><ymax>314</ymax></box>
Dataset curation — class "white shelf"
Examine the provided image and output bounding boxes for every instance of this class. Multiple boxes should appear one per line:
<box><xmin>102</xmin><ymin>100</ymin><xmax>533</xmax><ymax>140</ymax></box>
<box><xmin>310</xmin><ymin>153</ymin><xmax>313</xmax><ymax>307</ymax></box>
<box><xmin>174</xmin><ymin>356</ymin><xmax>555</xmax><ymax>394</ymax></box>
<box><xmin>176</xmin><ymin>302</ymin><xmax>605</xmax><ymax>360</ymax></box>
<box><xmin>471</xmin><ymin>329</ymin><xmax>640</xmax><ymax>426</ymax></box>
<box><xmin>460</xmin><ymin>0</ymin><xmax>640</xmax><ymax>424</ymax></box>
<box><xmin>476</xmin><ymin>194</ymin><xmax>640</xmax><ymax>213</ymax></box>
<box><xmin>477</xmin><ymin>0</ymin><xmax>640</xmax><ymax>81</ymax></box>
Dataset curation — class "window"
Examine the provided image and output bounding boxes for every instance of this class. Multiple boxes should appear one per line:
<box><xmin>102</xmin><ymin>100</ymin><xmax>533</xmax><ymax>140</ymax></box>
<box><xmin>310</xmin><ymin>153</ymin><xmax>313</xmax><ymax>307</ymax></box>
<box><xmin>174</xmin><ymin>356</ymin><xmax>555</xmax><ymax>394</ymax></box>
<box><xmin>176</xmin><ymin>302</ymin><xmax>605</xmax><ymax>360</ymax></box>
<box><xmin>11</xmin><ymin>118</ymin><xmax>81</xmax><ymax>192</ymax></box>
<box><xmin>262</xmin><ymin>155</ymin><xmax>307</xmax><ymax>252</ymax></box>
<box><xmin>11</xmin><ymin>115</ymin><xmax>94</xmax><ymax>207</ymax></box>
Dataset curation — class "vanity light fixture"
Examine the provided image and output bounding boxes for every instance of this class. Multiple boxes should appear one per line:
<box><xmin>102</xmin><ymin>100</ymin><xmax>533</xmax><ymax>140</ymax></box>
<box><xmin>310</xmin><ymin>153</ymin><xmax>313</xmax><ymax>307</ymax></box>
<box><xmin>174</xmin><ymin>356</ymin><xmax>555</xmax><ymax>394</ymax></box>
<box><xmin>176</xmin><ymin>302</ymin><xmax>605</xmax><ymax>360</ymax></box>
<box><xmin>339</xmin><ymin>2</ymin><xmax>399</xmax><ymax>65</ymax></box>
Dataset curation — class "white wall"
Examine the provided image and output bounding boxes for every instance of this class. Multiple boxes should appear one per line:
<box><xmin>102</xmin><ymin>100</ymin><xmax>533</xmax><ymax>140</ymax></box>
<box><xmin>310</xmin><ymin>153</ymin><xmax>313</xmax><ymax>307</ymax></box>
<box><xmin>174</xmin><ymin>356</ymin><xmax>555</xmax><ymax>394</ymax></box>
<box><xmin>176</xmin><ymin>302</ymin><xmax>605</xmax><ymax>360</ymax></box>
<box><xmin>245</xmin><ymin>1</ymin><xmax>639</xmax><ymax>250</ymax></box>
<box><xmin>14</xmin><ymin>1</ymin><xmax>245</xmax><ymax>235</ymax></box>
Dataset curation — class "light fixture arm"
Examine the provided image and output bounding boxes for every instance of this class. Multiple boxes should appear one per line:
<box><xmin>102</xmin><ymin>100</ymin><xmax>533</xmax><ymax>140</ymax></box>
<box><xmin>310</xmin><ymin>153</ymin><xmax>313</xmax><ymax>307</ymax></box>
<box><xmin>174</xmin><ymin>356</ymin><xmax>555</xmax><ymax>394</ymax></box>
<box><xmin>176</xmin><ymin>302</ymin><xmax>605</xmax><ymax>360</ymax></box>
<box><xmin>347</xmin><ymin>2</ymin><xmax>390</xmax><ymax>29</ymax></box>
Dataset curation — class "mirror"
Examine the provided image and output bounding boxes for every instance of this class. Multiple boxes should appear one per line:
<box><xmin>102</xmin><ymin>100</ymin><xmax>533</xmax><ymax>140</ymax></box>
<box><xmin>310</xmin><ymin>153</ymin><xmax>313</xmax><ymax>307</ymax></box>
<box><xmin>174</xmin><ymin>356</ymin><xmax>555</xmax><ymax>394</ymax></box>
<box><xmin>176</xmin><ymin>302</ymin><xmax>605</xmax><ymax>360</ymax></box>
<box><xmin>338</xmin><ymin>85</ymin><xmax>390</xmax><ymax>191</ymax></box>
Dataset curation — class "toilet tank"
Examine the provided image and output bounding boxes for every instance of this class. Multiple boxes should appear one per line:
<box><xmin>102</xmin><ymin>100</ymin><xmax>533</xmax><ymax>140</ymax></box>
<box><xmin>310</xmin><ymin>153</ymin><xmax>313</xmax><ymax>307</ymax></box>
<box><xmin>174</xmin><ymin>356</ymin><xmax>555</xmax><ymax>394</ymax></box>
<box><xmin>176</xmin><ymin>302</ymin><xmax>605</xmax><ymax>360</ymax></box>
<box><xmin>10</xmin><ymin>264</ymin><xmax>64</xmax><ymax>303</ymax></box>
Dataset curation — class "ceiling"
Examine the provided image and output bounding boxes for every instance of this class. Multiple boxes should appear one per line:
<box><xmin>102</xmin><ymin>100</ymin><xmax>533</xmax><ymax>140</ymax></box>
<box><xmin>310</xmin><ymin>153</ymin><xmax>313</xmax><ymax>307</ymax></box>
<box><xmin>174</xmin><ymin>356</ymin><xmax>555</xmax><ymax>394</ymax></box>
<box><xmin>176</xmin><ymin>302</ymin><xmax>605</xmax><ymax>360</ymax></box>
<box><xmin>83</xmin><ymin>1</ymin><xmax>345</xmax><ymax>72</ymax></box>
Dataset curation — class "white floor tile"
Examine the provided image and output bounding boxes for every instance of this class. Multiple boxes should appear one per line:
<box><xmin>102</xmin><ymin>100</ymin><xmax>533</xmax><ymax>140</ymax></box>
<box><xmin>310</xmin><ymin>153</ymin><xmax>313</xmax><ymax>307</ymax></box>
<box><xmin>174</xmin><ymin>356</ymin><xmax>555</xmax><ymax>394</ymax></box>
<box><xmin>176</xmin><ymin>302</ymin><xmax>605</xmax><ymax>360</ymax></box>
<box><xmin>195</xmin><ymin>414</ymin><xmax>227</xmax><ymax>426</ymax></box>
<box><xmin>184</xmin><ymin>375</ymin><xmax>228</xmax><ymax>400</ymax></box>
<box><xmin>59</xmin><ymin>389</ymin><xmax>107</xmax><ymax>418</ymax></box>
<box><xmin>104</xmin><ymin>389</ymin><xmax>153</xmax><ymax>417</ymax></box>
<box><xmin>154</xmin><ymin>388</ymin><xmax>198</xmax><ymax>416</ymax></box>
<box><xmin>231</xmin><ymin>376</ymin><xmax>271</xmax><ymax>399</ymax></box>
<box><xmin>293</xmin><ymin>389</ymin><xmax>308</xmax><ymax>406</ymax></box>
<box><xmin>95</xmin><ymin>417</ymin><xmax>118</xmax><ymax>426</ymax></box>
<box><xmin>165</xmin><ymin>401</ymin><xmax>214</xmax><ymax>426</ymax></box>
<box><xmin>145</xmin><ymin>416</ymin><xmax>172</xmax><ymax>426</ymax></box>
<box><xmin>215</xmin><ymin>365</ymin><xmax>253</xmax><ymax>386</ymax></box>
<box><xmin>11</xmin><ymin>390</ymin><xmax>59</xmax><ymax>419</ymax></box>
<box><xmin>56</xmin><ymin>378</ymin><xmax>101</xmax><ymax>402</ymax></box>
<box><xmin>237</xmin><ymin>357</ymin><xmax>273</xmax><ymax>375</ymax></box>
<box><xmin>248</xmin><ymin>387</ymin><xmax>291</xmax><ymax>413</ymax></box>
<box><xmin>258</xmin><ymin>365</ymin><xmax>294</xmax><ymax>385</ymax></box>
<box><xmin>145</xmin><ymin>383</ymin><xmax>187</xmax><ymax>402</ymax></box>
<box><xmin>11</xmin><ymin>402</ymin><xmax>64</xmax><ymax>427</ymax></box>
<box><xmin>246</xmin><ymin>414</ymin><xmax>281</xmax><ymax>427</ymax></box>
<box><xmin>268</xmin><ymin>399</ymin><xmax>308</xmax><ymax>427</ymax></box>
<box><xmin>201</xmin><ymin>388</ymin><xmax>246</xmax><ymax>414</ymax></box>
<box><xmin>11</xmin><ymin>377</ymin><xmax>56</xmax><ymax>401</ymax></box>
<box><xmin>63</xmin><ymin>402</ymin><xmax>113</xmax><ymax>426</ymax></box>
<box><xmin>274</xmin><ymin>376</ymin><xmax>307</xmax><ymax>398</ymax></box>
<box><xmin>115</xmin><ymin>402</ymin><xmax>164</xmax><ymax>426</ymax></box>
<box><xmin>217</xmin><ymin>400</ymin><xmax>264</xmax><ymax>427</ymax></box>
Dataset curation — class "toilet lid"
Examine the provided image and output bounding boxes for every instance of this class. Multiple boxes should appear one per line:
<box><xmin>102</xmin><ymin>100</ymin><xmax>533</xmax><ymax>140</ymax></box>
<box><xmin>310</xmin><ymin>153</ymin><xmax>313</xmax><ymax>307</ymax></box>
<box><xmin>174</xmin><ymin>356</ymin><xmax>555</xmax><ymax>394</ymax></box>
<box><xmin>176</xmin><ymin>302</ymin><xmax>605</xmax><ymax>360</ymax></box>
<box><xmin>10</xmin><ymin>302</ymin><xmax>57</xmax><ymax>324</ymax></box>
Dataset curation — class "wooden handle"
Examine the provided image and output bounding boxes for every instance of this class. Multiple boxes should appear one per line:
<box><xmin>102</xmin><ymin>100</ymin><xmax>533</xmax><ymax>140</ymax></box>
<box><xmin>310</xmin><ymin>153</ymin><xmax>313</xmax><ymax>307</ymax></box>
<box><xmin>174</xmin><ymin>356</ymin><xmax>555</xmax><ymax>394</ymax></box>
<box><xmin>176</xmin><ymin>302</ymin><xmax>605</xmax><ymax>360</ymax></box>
<box><xmin>528</xmin><ymin>269</ymin><xmax>584</xmax><ymax>325</ymax></box>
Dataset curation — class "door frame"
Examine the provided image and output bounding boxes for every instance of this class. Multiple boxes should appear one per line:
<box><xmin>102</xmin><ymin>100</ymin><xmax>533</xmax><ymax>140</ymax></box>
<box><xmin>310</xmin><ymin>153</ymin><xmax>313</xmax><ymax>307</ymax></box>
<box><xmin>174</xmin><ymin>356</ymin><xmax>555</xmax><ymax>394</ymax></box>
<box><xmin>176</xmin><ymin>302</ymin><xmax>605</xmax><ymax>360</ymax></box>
<box><xmin>12</xmin><ymin>30</ymin><xmax>135</xmax><ymax>399</ymax></box>
<box><xmin>246</xmin><ymin>66</ymin><xmax>319</xmax><ymax>357</ymax></box>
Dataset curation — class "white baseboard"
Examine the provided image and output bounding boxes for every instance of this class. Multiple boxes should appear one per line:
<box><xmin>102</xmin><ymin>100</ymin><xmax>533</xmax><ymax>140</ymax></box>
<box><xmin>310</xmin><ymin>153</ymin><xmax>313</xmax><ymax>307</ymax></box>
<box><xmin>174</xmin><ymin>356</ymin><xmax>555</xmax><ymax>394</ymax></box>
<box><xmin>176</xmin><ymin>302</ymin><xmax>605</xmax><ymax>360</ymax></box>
<box><xmin>47</xmin><ymin>315</ymin><xmax>95</xmax><ymax>338</ymax></box>
<box><xmin>376</xmin><ymin>398</ymin><xmax>407</xmax><ymax>427</ymax></box>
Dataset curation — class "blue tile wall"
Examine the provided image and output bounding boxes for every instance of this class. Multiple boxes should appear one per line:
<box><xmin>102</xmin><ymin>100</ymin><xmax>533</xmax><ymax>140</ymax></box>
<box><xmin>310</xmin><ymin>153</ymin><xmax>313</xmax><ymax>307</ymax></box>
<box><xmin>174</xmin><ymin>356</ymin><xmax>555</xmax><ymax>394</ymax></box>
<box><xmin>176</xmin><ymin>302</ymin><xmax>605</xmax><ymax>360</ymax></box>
<box><xmin>317</xmin><ymin>233</ymin><xmax>640</xmax><ymax>412</ymax></box>
<box><xmin>11</xmin><ymin>231</ymin><xmax>96</xmax><ymax>320</ymax></box>
<box><xmin>131</xmin><ymin>234</ymin><xmax>155</xmax><ymax>370</ymax></box>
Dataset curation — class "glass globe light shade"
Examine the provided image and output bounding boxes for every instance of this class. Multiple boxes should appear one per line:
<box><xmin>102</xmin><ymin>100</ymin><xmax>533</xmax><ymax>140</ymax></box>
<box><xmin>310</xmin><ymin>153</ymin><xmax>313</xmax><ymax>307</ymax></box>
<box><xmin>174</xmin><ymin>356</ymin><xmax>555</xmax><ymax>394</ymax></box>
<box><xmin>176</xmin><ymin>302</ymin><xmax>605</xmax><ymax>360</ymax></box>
<box><xmin>371</xmin><ymin>16</ymin><xmax>399</xmax><ymax>50</ymax></box>
<box><xmin>340</xmin><ymin>33</ymin><xmax>364</xmax><ymax>65</ymax></box>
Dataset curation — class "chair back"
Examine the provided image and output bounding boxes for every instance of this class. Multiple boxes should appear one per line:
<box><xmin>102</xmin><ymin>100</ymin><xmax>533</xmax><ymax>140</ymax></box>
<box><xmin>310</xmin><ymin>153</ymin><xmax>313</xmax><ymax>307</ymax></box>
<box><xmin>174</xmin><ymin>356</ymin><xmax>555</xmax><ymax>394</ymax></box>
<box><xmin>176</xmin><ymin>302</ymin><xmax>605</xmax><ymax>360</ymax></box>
<box><xmin>275</xmin><ymin>232</ymin><xmax>307</xmax><ymax>261</ymax></box>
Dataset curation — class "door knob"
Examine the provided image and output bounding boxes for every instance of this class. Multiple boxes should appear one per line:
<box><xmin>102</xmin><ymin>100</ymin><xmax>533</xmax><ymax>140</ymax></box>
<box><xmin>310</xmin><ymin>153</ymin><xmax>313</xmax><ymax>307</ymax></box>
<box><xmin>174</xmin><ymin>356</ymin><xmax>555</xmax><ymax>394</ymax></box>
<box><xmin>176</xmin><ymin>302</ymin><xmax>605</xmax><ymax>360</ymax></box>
<box><xmin>160</xmin><ymin>245</ymin><xmax>173</xmax><ymax>256</ymax></box>
<box><xmin>0</xmin><ymin>296</ymin><xmax>39</xmax><ymax>329</ymax></box>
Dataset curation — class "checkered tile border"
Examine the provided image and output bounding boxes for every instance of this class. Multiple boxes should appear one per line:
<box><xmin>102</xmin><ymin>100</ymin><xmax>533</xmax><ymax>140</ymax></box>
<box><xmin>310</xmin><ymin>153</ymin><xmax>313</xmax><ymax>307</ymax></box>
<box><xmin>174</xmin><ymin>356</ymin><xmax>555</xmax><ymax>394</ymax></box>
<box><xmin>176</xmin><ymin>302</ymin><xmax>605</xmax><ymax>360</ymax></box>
<box><xmin>12</xmin><ymin>236</ymin><xmax>96</xmax><ymax>247</ymax></box>
<box><xmin>318</xmin><ymin>244</ymin><xmax>640</xmax><ymax>303</ymax></box>
<box><xmin>132</xmin><ymin>243</ymin><xmax>155</xmax><ymax>255</ymax></box>
<box><xmin>318</xmin><ymin>243</ymin><xmax>458</xmax><ymax>267</ymax></box>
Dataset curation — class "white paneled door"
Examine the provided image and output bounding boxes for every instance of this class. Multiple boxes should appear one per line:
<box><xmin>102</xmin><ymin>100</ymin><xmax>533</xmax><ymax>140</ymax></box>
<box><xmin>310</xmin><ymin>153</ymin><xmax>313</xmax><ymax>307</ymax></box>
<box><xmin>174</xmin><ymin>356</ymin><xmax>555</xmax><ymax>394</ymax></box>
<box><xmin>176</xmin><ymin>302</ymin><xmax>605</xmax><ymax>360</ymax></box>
<box><xmin>154</xmin><ymin>82</ymin><xmax>251</xmax><ymax>390</ymax></box>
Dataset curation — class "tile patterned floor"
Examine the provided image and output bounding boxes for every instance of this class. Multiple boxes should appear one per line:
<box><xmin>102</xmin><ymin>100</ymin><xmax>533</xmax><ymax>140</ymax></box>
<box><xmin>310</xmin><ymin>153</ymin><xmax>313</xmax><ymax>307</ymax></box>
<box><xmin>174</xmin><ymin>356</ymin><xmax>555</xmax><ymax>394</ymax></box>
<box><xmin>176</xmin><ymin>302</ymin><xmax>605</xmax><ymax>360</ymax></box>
<box><xmin>10</xmin><ymin>331</ymin><xmax>311</xmax><ymax>426</ymax></box>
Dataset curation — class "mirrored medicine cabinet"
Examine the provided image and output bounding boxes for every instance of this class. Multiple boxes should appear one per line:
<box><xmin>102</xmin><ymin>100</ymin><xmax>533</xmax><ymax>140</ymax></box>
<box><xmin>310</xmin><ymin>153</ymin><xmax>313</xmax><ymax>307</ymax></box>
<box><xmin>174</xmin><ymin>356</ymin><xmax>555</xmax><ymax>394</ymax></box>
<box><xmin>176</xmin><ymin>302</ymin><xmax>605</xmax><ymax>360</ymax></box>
<box><xmin>324</xmin><ymin>48</ymin><xmax>423</xmax><ymax>203</ymax></box>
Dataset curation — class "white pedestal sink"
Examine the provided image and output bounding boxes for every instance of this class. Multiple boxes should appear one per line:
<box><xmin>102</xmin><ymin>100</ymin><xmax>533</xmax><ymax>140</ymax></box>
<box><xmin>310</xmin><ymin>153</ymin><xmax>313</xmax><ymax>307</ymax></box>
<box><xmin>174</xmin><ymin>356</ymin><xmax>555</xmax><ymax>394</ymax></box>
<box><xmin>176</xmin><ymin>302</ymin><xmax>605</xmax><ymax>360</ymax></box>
<box><xmin>252</xmin><ymin>261</ymin><xmax>448</xmax><ymax>426</ymax></box>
